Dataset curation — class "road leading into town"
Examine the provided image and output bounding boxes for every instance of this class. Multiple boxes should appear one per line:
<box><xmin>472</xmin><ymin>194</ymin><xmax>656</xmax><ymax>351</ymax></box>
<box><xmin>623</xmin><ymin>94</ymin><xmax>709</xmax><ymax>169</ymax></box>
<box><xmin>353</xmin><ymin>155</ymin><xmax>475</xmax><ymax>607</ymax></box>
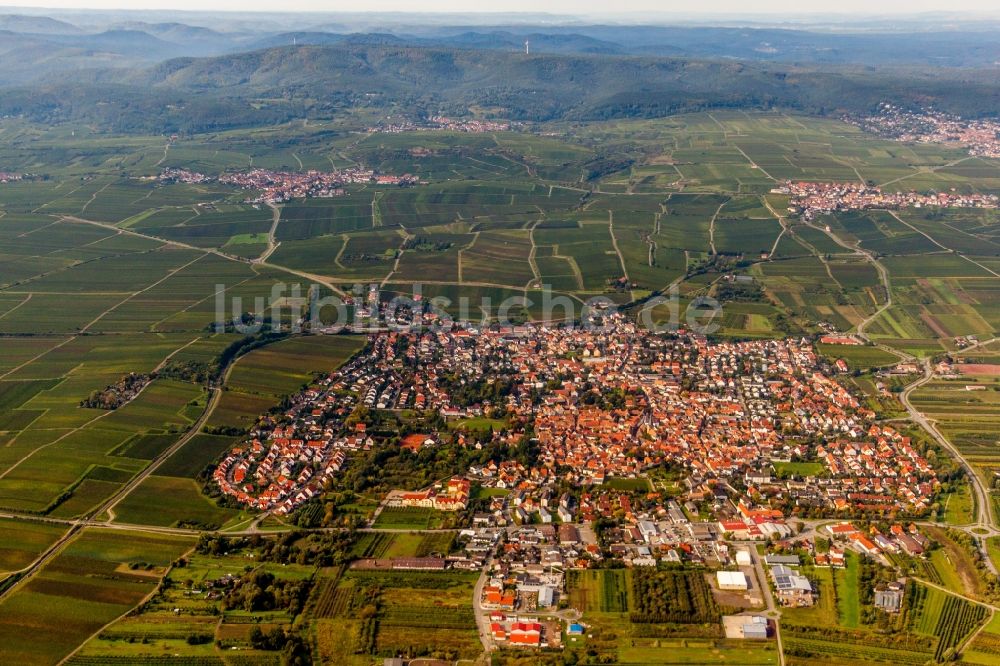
<box><xmin>902</xmin><ymin>360</ymin><xmax>993</xmax><ymax>525</ymax></box>
<box><xmin>472</xmin><ymin>550</ymin><xmax>496</xmax><ymax>654</ymax></box>
<box><xmin>746</xmin><ymin>544</ymin><xmax>785</xmax><ymax>666</ymax></box>
<box><xmin>901</xmin><ymin>358</ymin><xmax>998</xmax><ymax>573</ymax></box>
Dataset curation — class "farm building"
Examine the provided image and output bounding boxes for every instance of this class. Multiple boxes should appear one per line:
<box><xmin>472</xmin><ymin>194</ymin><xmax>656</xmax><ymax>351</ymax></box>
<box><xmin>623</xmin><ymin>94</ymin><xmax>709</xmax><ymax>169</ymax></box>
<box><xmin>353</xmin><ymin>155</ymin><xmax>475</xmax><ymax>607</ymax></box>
<box><xmin>874</xmin><ymin>579</ymin><xmax>906</xmax><ymax>612</ymax></box>
<box><xmin>771</xmin><ymin>564</ymin><xmax>814</xmax><ymax>606</ymax></box>
<box><xmin>716</xmin><ymin>570</ymin><xmax>749</xmax><ymax>591</ymax></box>
<box><xmin>742</xmin><ymin>616</ymin><xmax>769</xmax><ymax>639</ymax></box>
<box><xmin>763</xmin><ymin>554</ymin><xmax>800</xmax><ymax>567</ymax></box>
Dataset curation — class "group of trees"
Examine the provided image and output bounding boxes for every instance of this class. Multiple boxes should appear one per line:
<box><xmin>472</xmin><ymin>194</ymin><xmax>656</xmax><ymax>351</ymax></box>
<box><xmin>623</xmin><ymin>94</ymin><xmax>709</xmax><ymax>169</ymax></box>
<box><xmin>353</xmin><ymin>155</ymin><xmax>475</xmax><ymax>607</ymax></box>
<box><xmin>629</xmin><ymin>569</ymin><xmax>721</xmax><ymax>624</ymax></box>
<box><xmin>715</xmin><ymin>280</ymin><xmax>764</xmax><ymax>303</ymax></box>
<box><xmin>857</xmin><ymin>554</ymin><xmax>906</xmax><ymax>627</ymax></box>
<box><xmin>222</xmin><ymin>570</ymin><xmax>312</xmax><ymax>616</ymax></box>
<box><xmin>179</xmin><ymin>536</ymin><xmax>324</xmax><ymax>664</ymax></box>
<box><xmin>330</xmin><ymin>434</ymin><xmax>533</xmax><ymax>497</ymax></box>
<box><xmin>196</xmin><ymin>531</ymin><xmax>358</xmax><ymax>568</ymax></box>
<box><xmin>157</xmin><ymin>359</ymin><xmax>214</xmax><ymax>384</ymax></box>
<box><xmin>443</xmin><ymin>375</ymin><xmax>516</xmax><ymax>409</ymax></box>
<box><xmin>402</xmin><ymin>236</ymin><xmax>454</xmax><ymax>251</ymax></box>
<box><xmin>248</xmin><ymin>626</ymin><xmax>311</xmax><ymax>665</ymax></box>
<box><xmin>79</xmin><ymin>373</ymin><xmax>150</xmax><ymax>410</ymax></box>
<box><xmin>941</xmin><ymin>528</ymin><xmax>1000</xmax><ymax>606</ymax></box>
<box><xmin>579</xmin><ymin>386</ymin><xmax>639</xmax><ymax>411</ymax></box>
<box><xmin>782</xmin><ymin>623</ymin><xmax>937</xmax><ymax>655</ymax></box>
<box><xmin>216</xmin><ymin>331</ymin><xmax>289</xmax><ymax>369</ymax></box>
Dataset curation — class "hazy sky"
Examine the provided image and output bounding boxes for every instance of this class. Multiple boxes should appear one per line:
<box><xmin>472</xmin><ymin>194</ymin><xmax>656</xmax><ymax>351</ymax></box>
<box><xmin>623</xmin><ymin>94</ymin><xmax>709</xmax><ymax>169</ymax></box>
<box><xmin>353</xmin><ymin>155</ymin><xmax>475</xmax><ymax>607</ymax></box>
<box><xmin>4</xmin><ymin>0</ymin><xmax>999</xmax><ymax>14</ymax></box>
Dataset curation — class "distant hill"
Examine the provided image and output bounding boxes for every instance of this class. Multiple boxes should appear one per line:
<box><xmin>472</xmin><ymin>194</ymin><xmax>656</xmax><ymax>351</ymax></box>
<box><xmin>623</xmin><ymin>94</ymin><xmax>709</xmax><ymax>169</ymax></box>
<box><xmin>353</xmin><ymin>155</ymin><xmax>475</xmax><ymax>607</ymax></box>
<box><xmin>239</xmin><ymin>23</ymin><xmax>1000</xmax><ymax>67</ymax></box>
<box><xmin>0</xmin><ymin>30</ymin><xmax>137</xmax><ymax>86</ymax></box>
<box><xmin>109</xmin><ymin>21</ymin><xmax>256</xmax><ymax>56</ymax></box>
<box><xmin>123</xmin><ymin>44</ymin><xmax>1000</xmax><ymax>118</ymax></box>
<box><xmin>42</xmin><ymin>29</ymin><xmax>182</xmax><ymax>59</ymax></box>
<box><xmin>0</xmin><ymin>14</ymin><xmax>81</xmax><ymax>35</ymax></box>
<box><xmin>0</xmin><ymin>42</ymin><xmax>993</xmax><ymax>135</ymax></box>
<box><xmin>1</xmin><ymin>14</ymin><xmax>1000</xmax><ymax>89</ymax></box>
<box><xmin>496</xmin><ymin>24</ymin><xmax>1000</xmax><ymax>67</ymax></box>
<box><xmin>248</xmin><ymin>30</ymin><xmax>624</xmax><ymax>55</ymax></box>
<box><xmin>244</xmin><ymin>27</ymin><xmax>1000</xmax><ymax>63</ymax></box>
<box><xmin>112</xmin><ymin>21</ymin><xmax>226</xmax><ymax>41</ymax></box>
<box><xmin>248</xmin><ymin>31</ymin><xmax>347</xmax><ymax>50</ymax></box>
<box><xmin>0</xmin><ymin>28</ymin><xmax>222</xmax><ymax>85</ymax></box>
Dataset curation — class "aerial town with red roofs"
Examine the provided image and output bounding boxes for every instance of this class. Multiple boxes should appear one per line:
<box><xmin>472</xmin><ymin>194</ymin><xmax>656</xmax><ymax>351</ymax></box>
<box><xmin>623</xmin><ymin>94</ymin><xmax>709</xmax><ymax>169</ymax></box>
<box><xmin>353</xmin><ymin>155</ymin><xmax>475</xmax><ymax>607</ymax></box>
<box><xmin>774</xmin><ymin>180</ymin><xmax>998</xmax><ymax>221</ymax></box>
<box><xmin>157</xmin><ymin>166</ymin><xmax>420</xmax><ymax>203</ymax></box>
<box><xmin>849</xmin><ymin>103</ymin><xmax>1000</xmax><ymax>159</ymax></box>
<box><xmin>207</xmin><ymin>303</ymin><xmax>958</xmax><ymax>649</ymax></box>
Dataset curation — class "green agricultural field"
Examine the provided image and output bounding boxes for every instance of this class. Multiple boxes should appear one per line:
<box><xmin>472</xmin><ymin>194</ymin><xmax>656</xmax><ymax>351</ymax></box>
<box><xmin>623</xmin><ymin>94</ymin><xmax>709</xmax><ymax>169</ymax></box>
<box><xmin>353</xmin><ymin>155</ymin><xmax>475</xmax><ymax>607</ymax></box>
<box><xmin>0</xmin><ymin>376</ymin><xmax>204</xmax><ymax>516</ymax></box>
<box><xmin>568</xmin><ymin>569</ymin><xmax>632</xmax><ymax>613</ymax></box>
<box><xmin>226</xmin><ymin>335</ymin><xmax>366</xmax><ymax>397</ymax></box>
<box><xmin>371</xmin><ymin>506</ymin><xmax>446</xmax><ymax>530</ymax></box>
<box><xmin>816</xmin><ymin>343</ymin><xmax>901</xmax><ymax>370</ymax></box>
<box><xmin>71</xmin><ymin>543</ymin><xmax>317</xmax><ymax>664</ymax></box>
<box><xmin>773</xmin><ymin>461</ymin><xmax>825</xmax><ymax>478</ymax></box>
<box><xmin>0</xmin><ymin>528</ymin><xmax>193</xmax><ymax>665</ymax></box>
<box><xmin>203</xmin><ymin>334</ymin><xmax>365</xmax><ymax>434</ymax></box>
<box><xmin>0</xmin><ymin>518</ymin><xmax>68</xmax><ymax>575</ymax></box>
<box><xmin>964</xmin><ymin>609</ymin><xmax>1000</xmax><ymax>665</ymax></box>
<box><xmin>909</xmin><ymin>375</ymin><xmax>1000</xmax><ymax>482</ymax></box>
<box><xmin>111</xmin><ymin>475</ymin><xmax>244</xmax><ymax>529</ymax></box>
<box><xmin>316</xmin><ymin>568</ymin><xmax>482</xmax><ymax>661</ymax></box>
<box><xmin>604</xmin><ymin>476</ymin><xmax>653</xmax><ymax>491</ymax></box>
<box><xmin>3</xmin><ymin>111</ymin><xmax>992</xmax><ymax>345</ymax></box>
<box><xmin>911</xmin><ymin>584</ymin><xmax>991</xmax><ymax>662</ymax></box>
<box><xmin>155</xmin><ymin>433</ymin><xmax>238</xmax><ymax>479</ymax></box>
<box><xmin>836</xmin><ymin>552</ymin><xmax>861</xmax><ymax>628</ymax></box>
<box><xmin>776</xmin><ymin>550</ymin><xmax>989</xmax><ymax>666</ymax></box>
<box><xmin>941</xmin><ymin>479</ymin><xmax>977</xmax><ymax>525</ymax></box>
